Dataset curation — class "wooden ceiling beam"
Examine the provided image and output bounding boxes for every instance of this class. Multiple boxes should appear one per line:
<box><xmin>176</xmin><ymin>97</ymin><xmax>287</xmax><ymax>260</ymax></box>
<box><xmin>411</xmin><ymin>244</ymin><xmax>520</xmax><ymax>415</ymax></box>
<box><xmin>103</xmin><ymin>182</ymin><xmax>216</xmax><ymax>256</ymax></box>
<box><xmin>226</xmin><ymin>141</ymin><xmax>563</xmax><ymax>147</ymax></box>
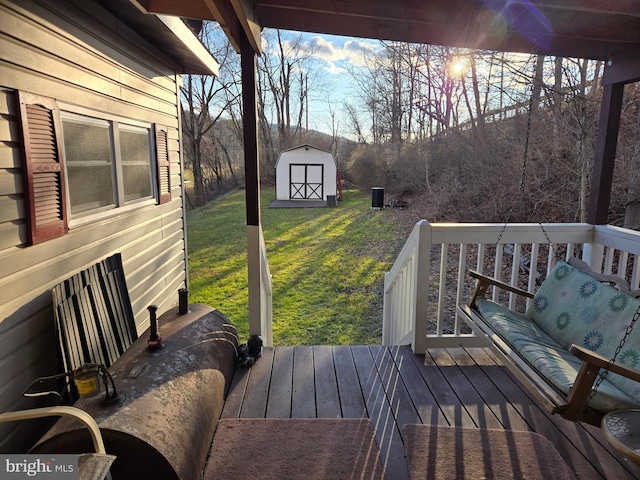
<box><xmin>132</xmin><ymin>0</ymin><xmax>216</xmax><ymax>20</ymax></box>
<box><xmin>523</xmin><ymin>0</ymin><xmax>640</xmax><ymax>16</ymax></box>
<box><xmin>230</xmin><ymin>0</ymin><xmax>262</xmax><ymax>54</ymax></box>
<box><xmin>132</xmin><ymin>0</ymin><xmax>640</xmax><ymax>61</ymax></box>
<box><xmin>133</xmin><ymin>0</ymin><xmax>261</xmax><ymax>55</ymax></box>
<box><xmin>204</xmin><ymin>0</ymin><xmax>243</xmax><ymax>53</ymax></box>
<box><xmin>205</xmin><ymin>0</ymin><xmax>262</xmax><ymax>54</ymax></box>
<box><xmin>255</xmin><ymin>0</ymin><xmax>640</xmax><ymax>19</ymax></box>
<box><xmin>254</xmin><ymin>0</ymin><xmax>640</xmax><ymax>59</ymax></box>
<box><xmin>255</xmin><ymin>7</ymin><xmax>623</xmax><ymax>60</ymax></box>
<box><xmin>602</xmin><ymin>47</ymin><xmax>640</xmax><ymax>86</ymax></box>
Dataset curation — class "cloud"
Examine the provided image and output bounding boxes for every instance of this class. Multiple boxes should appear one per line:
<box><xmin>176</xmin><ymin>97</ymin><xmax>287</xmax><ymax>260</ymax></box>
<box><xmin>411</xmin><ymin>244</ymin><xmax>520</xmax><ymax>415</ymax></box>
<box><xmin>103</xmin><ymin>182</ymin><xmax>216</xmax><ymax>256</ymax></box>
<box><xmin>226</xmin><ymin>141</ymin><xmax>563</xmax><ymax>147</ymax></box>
<box><xmin>300</xmin><ymin>34</ymin><xmax>382</xmax><ymax>75</ymax></box>
<box><xmin>307</xmin><ymin>36</ymin><xmax>343</xmax><ymax>61</ymax></box>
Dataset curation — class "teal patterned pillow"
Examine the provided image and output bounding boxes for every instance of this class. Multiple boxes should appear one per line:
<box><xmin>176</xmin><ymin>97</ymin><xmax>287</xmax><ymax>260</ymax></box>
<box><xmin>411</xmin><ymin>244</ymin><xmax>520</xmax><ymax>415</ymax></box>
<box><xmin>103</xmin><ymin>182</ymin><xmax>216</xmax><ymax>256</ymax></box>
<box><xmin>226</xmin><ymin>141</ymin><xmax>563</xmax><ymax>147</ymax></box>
<box><xmin>525</xmin><ymin>261</ymin><xmax>640</xmax><ymax>399</ymax></box>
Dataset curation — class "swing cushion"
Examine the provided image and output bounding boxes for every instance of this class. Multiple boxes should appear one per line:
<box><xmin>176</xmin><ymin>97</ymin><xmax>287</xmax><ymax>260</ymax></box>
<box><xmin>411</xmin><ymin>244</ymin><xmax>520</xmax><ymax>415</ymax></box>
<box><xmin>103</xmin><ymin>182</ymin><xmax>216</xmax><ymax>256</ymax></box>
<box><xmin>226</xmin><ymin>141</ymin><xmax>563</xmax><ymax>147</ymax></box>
<box><xmin>477</xmin><ymin>299</ymin><xmax>640</xmax><ymax>412</ymax></box>
<box><xmin>475</xmin><ymin>261</ymin><xmax>640</xmax><ymax>413</ymax></box>
<box><xmin>526</xmin><ymin>261</ymin><xmax>640</xmax><ymax>399</ymax></box>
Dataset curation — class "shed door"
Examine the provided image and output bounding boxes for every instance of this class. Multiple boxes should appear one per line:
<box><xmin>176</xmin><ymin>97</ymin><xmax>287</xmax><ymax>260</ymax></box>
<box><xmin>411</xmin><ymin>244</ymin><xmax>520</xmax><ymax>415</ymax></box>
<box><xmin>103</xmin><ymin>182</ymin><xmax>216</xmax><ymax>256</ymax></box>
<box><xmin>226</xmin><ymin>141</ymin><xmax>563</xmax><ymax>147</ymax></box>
<box><xmin>290</xmin><ymin>164</ymin><xmax>323</xmax><ymax>200</ymax></box>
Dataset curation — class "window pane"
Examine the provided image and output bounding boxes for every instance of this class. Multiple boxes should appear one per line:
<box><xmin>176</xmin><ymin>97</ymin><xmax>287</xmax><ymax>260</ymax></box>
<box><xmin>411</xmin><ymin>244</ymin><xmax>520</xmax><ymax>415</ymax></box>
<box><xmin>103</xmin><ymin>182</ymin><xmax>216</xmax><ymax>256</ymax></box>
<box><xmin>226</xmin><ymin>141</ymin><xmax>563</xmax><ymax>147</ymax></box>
<box><xmin>119</xmin><ymin>126</ymin><xmax>152</xmax><ymax>202</ymax></box>
<box><xmin>62</xmin><ymin>117</ymin><xmax>114</xmax><ymax>215</ymax></box>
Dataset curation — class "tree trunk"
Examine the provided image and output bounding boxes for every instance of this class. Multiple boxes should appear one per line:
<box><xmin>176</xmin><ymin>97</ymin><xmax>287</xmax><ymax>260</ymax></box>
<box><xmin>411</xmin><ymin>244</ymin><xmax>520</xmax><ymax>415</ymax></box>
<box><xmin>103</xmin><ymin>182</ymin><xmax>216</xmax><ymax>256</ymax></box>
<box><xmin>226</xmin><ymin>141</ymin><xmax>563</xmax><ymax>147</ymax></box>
<box><xmin>192</xmin><ymin>140</ymin><xmax>206</xmax><ymax>207</ymax></box>
<box><xmin>531</xmin><ymin>54</ymin><xmax>545</xmax><ymax>114</ymax></box>
<box><xmin>553</xmin><ymin>57</ymin><xmax>563</xmax><ymax>158</ymax></box>
<box><xmin>577</xmin><ymin>59</ymin><xmax>591</xmax><ymax>223</ymax></box>
<box><xmin>470</xmin><ymin>55</ymin><xmax>486</xmax><ymax>139</ymax></box>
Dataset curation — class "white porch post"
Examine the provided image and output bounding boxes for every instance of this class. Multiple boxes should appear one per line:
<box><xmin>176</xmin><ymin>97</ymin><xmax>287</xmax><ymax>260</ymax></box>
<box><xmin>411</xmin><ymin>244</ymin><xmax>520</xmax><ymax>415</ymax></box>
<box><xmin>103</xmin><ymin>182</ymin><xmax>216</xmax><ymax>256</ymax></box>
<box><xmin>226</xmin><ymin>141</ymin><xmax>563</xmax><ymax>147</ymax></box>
<box><xmin>241</xmin><ymin>31</ymin><xmax>264</xmax><ymax>342</ymax></box>
<box><xmin>412</xmin><ymin>221</ymin><xmax>432</xmax><ymax>353</ymax></box>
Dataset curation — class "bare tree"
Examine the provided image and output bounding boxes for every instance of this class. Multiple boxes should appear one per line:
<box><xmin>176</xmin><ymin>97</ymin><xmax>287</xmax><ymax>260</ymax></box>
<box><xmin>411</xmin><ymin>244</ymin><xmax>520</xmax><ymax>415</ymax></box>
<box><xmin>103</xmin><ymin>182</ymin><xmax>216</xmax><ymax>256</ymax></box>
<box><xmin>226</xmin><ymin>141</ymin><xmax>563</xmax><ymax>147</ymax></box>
<box><xmin>256</xmin><ymin>29</ymin><xmax>324</xmax><ymax>175</ymax></box>
<box><xmin>181</xmin><ymin>22</ymin><xmax>240</xmax><ymax>207</ymax></box>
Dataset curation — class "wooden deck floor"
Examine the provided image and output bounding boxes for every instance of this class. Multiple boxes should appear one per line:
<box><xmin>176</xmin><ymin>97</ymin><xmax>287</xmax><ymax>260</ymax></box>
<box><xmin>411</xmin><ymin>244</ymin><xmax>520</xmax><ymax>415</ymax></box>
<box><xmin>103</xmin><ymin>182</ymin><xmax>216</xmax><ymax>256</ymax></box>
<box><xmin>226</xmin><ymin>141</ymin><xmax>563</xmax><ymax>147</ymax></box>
<box><xmin>220</xmin><ymin>345</ymin><xmax>640</xmax><ymax>479</ymax></box>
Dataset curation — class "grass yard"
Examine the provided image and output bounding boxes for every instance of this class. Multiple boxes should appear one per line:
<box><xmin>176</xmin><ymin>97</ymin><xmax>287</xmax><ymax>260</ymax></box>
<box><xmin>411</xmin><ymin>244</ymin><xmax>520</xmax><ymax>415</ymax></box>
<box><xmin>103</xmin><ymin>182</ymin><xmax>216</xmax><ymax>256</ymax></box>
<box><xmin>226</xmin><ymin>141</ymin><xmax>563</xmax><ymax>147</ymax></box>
<box><xmin>186</xmin><ymin>189</ymin><xmax>405</xmax><ymax>345</ymax></box>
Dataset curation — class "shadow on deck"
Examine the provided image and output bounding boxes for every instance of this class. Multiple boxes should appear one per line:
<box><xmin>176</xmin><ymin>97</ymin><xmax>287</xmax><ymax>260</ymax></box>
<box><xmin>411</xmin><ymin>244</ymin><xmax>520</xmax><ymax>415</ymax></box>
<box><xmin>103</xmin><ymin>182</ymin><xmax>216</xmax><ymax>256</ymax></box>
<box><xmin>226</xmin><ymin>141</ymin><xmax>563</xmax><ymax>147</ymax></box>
<box><xmin>221</xmin><ymin>345</ymin><xmax>640</xmax><ymax>479</ymax></box>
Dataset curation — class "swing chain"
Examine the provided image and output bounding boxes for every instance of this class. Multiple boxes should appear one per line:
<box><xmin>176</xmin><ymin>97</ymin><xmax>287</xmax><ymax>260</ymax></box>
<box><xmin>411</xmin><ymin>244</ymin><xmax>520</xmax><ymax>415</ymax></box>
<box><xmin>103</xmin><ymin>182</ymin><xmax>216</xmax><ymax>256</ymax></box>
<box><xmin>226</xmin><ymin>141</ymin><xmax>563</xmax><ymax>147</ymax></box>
<box><xmin>494</xmin><ymin>58</ymin><xmax>537</xmax><ymax>247</ymax></box>
<box><xmin>494</xmin><ymin>44</ymin><xmax>563</xmax><ymax>263</ymax></box>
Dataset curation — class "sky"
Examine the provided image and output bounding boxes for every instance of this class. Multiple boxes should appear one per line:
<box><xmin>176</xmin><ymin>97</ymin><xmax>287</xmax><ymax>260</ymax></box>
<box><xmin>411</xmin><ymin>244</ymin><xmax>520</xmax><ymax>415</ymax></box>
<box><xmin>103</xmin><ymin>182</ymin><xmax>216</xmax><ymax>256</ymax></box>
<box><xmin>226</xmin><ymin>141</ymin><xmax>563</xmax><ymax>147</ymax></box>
<box><xmin>260</xmin><ymin>30</ymin><xmax>529</xmax><ymax>138</ymax></box>
<box><xmin>241</xmin><ymin>28</ymin><xmax>547</xmax><ymax>139</ymax></box>
<box><xmin>265</xmin><ymin>31</ymin><xmax>383</xmax><ymax>136</ymax></box>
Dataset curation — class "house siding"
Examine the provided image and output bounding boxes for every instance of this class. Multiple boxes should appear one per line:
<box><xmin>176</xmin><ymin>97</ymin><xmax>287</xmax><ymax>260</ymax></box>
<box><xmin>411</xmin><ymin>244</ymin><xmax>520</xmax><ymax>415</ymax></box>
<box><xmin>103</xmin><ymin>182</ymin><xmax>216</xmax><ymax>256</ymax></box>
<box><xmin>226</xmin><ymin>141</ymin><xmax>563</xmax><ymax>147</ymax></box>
<box><xmin>0</xmin><ymin>0</ymin><xmax>189</xmax><ymax>452</ymax></box>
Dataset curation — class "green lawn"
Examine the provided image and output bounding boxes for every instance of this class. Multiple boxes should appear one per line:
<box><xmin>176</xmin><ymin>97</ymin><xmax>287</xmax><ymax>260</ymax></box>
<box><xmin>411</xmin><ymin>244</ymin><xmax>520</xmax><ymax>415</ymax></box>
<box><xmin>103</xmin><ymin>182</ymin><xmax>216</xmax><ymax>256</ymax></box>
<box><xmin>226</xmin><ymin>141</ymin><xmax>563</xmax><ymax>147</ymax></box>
<box><xmin>186</xmin><ymin>189</ymin><xmax>403</xmax><ymax>345</ymax></box>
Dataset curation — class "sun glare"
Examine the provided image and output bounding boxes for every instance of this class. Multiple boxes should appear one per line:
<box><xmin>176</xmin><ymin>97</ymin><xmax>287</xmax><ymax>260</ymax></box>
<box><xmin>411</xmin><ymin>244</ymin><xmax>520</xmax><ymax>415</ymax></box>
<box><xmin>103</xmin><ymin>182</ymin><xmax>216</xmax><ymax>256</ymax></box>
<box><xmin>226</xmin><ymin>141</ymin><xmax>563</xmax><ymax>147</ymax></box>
<box><xmin>450</xmin><ymin>59</ymin><xmax>467</xmax><ymax>77</ymax></box>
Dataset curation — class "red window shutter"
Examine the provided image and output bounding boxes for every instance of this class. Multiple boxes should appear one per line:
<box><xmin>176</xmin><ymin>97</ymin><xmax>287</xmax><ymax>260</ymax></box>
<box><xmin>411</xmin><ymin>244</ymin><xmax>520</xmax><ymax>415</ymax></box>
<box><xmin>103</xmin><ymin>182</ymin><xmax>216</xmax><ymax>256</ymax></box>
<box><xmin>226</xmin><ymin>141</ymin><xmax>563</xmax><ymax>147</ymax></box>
<box><xmin>155</xmin><ymin>124</ymin><xmax>171</xmax><ymax>204</ymax></box>
<box><xmin>18</xmin><ymin>91</ymin><xmax>68</xmax><ymax>244</ymax></box>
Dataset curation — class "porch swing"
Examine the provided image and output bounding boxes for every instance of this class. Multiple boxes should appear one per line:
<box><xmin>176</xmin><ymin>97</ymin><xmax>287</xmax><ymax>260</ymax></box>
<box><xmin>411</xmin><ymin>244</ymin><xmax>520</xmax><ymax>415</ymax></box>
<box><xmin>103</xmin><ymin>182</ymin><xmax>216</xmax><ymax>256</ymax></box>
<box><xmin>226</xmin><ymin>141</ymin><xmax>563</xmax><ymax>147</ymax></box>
<box><xmin>459</xmin><ymin>56</ymin><xmax>640</xmax><ymax>427</ymax></box>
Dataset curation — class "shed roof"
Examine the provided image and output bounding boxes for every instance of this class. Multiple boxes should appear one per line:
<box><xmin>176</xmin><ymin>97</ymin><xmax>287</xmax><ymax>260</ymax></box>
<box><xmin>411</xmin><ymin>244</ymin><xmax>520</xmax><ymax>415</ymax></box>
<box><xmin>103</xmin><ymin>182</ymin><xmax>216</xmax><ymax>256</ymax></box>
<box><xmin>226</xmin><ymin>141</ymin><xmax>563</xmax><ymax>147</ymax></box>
<box><xmin>281</xmin><ymin>144</ymin><xmax>332</xmax><ymax>155</ymax></box>
<box><xmin>275</xmin><ymin>144</ymin><xmax>336</xmax><ymax>169</ymax></box>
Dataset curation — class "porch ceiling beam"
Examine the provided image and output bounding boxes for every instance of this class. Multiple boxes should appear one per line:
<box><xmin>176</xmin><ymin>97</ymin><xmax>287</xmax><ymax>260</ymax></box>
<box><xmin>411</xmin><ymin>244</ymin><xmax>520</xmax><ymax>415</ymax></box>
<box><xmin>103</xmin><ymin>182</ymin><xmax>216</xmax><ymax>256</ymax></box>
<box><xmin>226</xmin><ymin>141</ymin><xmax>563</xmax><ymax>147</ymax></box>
<box><xmin>130</xmin><ymin>1</ymin><xmax>640</xmax><ymax>60</ymax></box>
<box><xmin>255</xmin><ymin>7</ymin><xmax>611</xmax><ymax>60</ymax></box>
<box><xmin>602</xmin><ymin>47</ymin><xmax>640</xmax><ymax>86</ymax></box>
<box><xmin>229</xmin><ymin>0</ymin><xmax>262</xmax><ymax>55</ymax></box>
<box><xmin>204</xmin><ymin>0</ymin><xmax>243</xmax><ymax>53</ymax></box>
<box><xmin>254</xmin><ymin>0</ymin><xmax>640</xmax><ymax>60</ymax></box>
<box><xmin>131</xmin><ymin>0</ymin><xmax>216</xmax><ymax>20</ymax></box>
<box><xmin>131</xmin><ymin>0</ymin><xmax>261</xmax><ymax>55</ymax></box>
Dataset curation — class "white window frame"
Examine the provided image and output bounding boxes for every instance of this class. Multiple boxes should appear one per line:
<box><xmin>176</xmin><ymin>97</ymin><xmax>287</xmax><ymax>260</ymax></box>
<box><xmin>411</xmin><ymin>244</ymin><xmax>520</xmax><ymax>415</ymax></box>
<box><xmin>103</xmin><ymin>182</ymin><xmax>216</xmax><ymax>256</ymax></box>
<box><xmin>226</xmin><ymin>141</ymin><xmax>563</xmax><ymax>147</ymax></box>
<box><xmin>59</xmin><ymin>105</ymin><xmax>157</xmax><ymax>228</ymax></box>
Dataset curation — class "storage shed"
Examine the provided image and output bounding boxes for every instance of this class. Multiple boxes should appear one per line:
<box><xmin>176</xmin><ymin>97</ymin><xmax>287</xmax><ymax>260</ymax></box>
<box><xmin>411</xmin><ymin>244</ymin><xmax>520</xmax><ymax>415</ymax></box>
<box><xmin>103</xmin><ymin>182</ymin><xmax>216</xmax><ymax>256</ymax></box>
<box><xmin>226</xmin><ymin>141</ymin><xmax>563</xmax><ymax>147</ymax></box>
<box><xmin>275</xmin><ymin>145</ymin><xmax>337</xmax><ymax>203</ymax></box>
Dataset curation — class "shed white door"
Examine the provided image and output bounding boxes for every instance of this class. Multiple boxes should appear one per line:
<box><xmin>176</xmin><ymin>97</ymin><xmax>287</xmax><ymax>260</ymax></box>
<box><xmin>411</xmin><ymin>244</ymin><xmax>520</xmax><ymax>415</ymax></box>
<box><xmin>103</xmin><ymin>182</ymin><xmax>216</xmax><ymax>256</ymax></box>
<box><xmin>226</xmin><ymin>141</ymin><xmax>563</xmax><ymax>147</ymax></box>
<box><xmin>290</xmin><ymin>164</ymin><xmax>323</xmax><ymax>199</ymax></box>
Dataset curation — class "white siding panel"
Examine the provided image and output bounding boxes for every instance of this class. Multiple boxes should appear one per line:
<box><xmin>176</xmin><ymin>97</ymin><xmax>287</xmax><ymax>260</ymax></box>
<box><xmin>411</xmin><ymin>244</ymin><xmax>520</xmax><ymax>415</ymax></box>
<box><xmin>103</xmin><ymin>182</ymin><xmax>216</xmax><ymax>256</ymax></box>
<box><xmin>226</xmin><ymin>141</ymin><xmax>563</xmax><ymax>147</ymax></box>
<box><xmin>0</xmin><ymin>171</ymin><xmax>22</xmax><ymax>195</ymax></box>
<box><xmin>2</xmin><ymin>1</ymin><xmax>177</xmax><ymax>97</ymax></box>
<box><xmin>0</xmin><ymin>197</ymin><xmax>22</xmax><ymax>223</ymax></box>
<box><xmin>0</xmin><ymin>219</ymin><xmax>25</xmax><ymax>247</ymax></box>
<box><xmin>0</xmin><ymin>63</ymin><xmax>178</xmax><ymax>127</ymax></box>
<box><xmin>0</xmin><ymin>145</ymin><xmax>21</xmax><ymax>169</ymax></box>
<box><xmin>0</xmin><ymin>114</ymin><xmax>19</xmax><ymax>141</ymax></box>
<box><xmin>0</xmin><ymin>296</ymin><xmax>54</xmax><ymax>405</ymax></box>
<box><xmin>0</xmin><ymin>0</ymin><xmax>188</xmax><ymax>452</ymax></box>
<box><xmin>0</xmin><ymin>202</ymin><xmax>177</xmax><ymax>277</ymax></box>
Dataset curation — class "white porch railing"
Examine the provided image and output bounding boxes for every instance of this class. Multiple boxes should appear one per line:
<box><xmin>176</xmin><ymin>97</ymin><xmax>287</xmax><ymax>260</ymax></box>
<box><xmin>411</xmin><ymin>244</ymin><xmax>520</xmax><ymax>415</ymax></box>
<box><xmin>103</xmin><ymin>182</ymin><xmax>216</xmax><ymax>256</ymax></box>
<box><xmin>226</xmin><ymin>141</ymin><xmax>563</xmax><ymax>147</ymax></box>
<box><xmin>383</xmin><ymin>221</ymin><xmax>640</xmax><ymax>353</ymax></box>
<box><xmin>259</xmin><ymin>227</ymin><xmax>273</xmax><ymax>346</ymax></box>
<box><xmin>247</xmin><ymin>225</ymin><xmax>273</xmax><ymax>346</ymax></box>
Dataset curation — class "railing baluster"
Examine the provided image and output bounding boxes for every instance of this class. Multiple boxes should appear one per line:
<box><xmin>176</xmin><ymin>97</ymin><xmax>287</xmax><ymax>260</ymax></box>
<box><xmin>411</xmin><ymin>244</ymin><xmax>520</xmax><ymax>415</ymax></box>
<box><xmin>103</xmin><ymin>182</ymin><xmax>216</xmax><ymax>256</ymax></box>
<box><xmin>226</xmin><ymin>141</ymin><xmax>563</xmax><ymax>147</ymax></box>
<box><xmin>509</xmin><ymin>243</ymin><xmax>522</xmax><ymax>310</ymax></box>
<box><xmin>619</xmin><ymin>250</ymin><xmax>629</xmax><ymax>278</ymax></box>
<box><xmin>493</xmin><ymin>245</ymin><xmax>504</xmax><ymax>302</ymax></box>
<box><xmin>476</xmin><ymin>243</ymin><xmax>485</xmax><ymax>273</ymax></box>
<box><xmin>603</xmin><ymin>246</ymin><xmax>615</xmax><ymax>275</ymax></box>
<box><xmin>455</xmin><ymin>243</ymin><xmax>467</xmax><ymax>334</ymax></box>
<box><xmin>438</xmin><ymin>243</ymin><xmax>448</xmax><ymax>336</ymax></box>
<box><xmin>528</xmin><ymin>243</ymin><xmax>539</xmax><ymax>310</ymax></box>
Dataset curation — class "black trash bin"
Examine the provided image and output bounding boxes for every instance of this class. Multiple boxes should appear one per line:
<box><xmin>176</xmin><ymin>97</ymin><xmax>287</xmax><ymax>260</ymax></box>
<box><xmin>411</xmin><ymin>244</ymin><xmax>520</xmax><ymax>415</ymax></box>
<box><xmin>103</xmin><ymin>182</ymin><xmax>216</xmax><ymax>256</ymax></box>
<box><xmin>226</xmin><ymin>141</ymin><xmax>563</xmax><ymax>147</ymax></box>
<box><xmin>372</xmin><ymin>187</ymin><xmax>384</xmax><ymax>210</ymax></box>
